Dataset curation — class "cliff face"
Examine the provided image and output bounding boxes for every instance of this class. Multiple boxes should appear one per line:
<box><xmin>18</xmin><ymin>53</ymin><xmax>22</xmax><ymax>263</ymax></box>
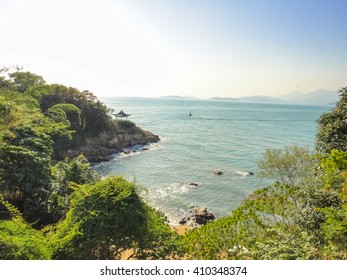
<box><xmin>55</xmin><ymin>122</ymin><xmax>160</xmax><ymax>162</ymax></box>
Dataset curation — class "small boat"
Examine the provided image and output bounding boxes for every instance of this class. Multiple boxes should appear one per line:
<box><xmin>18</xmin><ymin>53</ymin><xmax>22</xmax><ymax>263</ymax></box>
<box><xmin>189</xmin><ymin>110</ymin><xmax>192</xmax><ymax>117</ymax></box>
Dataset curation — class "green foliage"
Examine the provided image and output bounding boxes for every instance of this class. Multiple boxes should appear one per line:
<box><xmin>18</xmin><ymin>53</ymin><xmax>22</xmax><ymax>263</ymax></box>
<box><xmin>0</xmin><ymin>126</ymin><xmax>53</xmax><ymax>226</ymax></box>
<box><xmin>117</xmin><ymin>120</ymin><xmax>136</xmax><ymax>130</ymax></box>
<box><xmin>39</xmin><ymin>85</ymin><xmax>112</xmax><ymax>136</ymax></box>
<box><xmin>24</xmin><ymin>84</ymin><xmax>54</xmax><ymax>100</ymax></box>
<box><xmin>0</xmin><ymin>126</ymin><xmax>52</xmax><ymax>193</ymax></box>
<box><xmin>180</xmin><ymin>182</ymin><xmax>324</xmax><ymax>260</ymax></box>
<box><xmin>0</xmin><ymin>75</ymin><xmax>13</xmax><ymax>90</ymax></box>
<box><xmin>252</xmin><ymin>229</ymin><xmax>321</xmax><ymax>260</ymax></box>
<box><xmin>315</xmin><ymin>150</ymin><xmax>347</xmax><ymax>258</ymax></box>
<box><xmin>0</xmin><ymin>89</ymin><xmax>40</xmax><ymax>139</ymax></box>
<box><xmin>47</xmin><ymin>155</ymin><xmax>101</xmax><ymax>223</ymax></box>
<box><xmin>45</xmin><ymin>103</ymin><xmax>82</xmax><ymax>156</ymax></box>
<box><xmin>320</xmin><ymin>150</ymin><xmax>347</xmax><ymax>201</ymax></box>
<box><xmin>52</xmin><ymin>176</ymin><xmax>177</xmax><ymax>259</ymax></box>
<box><xmin>47</xmin><ymin>103</ymin><xmax>81</xmax><ymax>131</ymax></box>
<box><xmin>9</xmin><ymin>71</ymin><xmax>46</xmax><ymax>93</ymax></box>
<box><xmin>0</xmin><ymin>195</ymin><xmax>52</xmax><ymax>259</ymax></box>
<box><xmin>316</xmin><ymin>86</ymin><xmax>347</xmax><ymax>154</ymax></box>
<box><xmin>52</xmin><ymin>154</ymin><xmax>100</xmax><ymax>187</ymax></box>
<box><xmin>321</xmin><ymin>149</ymin><xmax>347</xmax><ymax>171</ymax></box>
<box><xmin>0</xmin><ymin>219</ymin><xmax>52</xmax><ymax>259</ymax></box>
<box><xmin>321</xmin><ymin>206</ymin><xmax>347</xmax><ymax>248</ymax></box>
<box><xmin>258</xmin><ymin>146</ymin><xmax>315</xmax><ymax>187</ymax></box>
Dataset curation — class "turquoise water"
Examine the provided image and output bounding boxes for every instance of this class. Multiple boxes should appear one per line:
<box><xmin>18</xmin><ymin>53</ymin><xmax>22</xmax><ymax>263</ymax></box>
<box><xmin>95</xmin><ymin>97</ymin><xmax>331</xmax><ymax>223</ymax></box>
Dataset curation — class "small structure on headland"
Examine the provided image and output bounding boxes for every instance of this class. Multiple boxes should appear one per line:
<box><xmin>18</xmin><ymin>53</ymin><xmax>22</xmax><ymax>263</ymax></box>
<box><xmin>113</xmin><ymin>110</ymin><xmax>131</xmax><ymax>119</ymax></box>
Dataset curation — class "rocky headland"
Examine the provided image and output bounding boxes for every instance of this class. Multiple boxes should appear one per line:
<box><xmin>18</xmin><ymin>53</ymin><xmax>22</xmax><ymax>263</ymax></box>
<box><xmin>53</xmin><ymin>120</ymin><xmax>160</xmax><ymax>162</ymax></box>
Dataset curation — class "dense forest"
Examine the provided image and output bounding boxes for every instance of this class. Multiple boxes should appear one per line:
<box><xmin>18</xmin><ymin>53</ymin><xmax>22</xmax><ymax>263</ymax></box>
<box><xmin>1</xmin><ymin>68</ymin><xmax>347</xmax><ymax>259</ymax></box>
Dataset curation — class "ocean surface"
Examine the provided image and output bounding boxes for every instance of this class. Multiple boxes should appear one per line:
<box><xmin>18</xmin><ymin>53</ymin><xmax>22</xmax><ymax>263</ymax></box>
<box><xmin>94</xmin><ymin>97</ymin><xmax>332</xmax><ymax>223</ymax></box>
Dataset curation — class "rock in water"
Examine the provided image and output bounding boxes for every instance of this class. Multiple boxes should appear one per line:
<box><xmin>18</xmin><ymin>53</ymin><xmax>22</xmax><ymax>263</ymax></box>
<box><xmin>179</xmin><ymin>217</ymin><xmax>187</xmax><ymax>225</ymax></box>
<box><xmin>195</xmin><ymin>207</ymin><xmax>215</xmax><ymax>225</ymax></box>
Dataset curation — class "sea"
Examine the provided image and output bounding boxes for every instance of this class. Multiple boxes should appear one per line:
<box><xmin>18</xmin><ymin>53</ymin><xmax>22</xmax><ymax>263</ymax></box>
<box><xmin>94</xmin><ymin>97</ymin><xmax>332</xmax><ymax>224</ymax></box>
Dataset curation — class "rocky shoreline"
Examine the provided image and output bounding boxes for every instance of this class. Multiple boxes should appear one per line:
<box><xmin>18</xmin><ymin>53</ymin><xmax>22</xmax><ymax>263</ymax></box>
<box><xmin>54</xmin><ymin>121</ymin><xmax>160</xmax><ymax>162</ymax></box>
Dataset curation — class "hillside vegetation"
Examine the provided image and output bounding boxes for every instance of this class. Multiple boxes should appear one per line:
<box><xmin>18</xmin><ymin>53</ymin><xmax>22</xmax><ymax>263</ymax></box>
<box><xmin>1</xmin><ymin>68</ymin><xmax>347</xmax><ymax>259</ymax></box>
<box><xmin>179</xmin><ymin>87</ymin><xmax>347</xmax><ymax>260</ymax></box>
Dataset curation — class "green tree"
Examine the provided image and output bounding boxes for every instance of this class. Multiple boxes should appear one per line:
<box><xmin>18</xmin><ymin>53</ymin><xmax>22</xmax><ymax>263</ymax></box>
<box><xmin>9</xmin><ymin>71</ymin><xmax>46</xmax><ymax>93</ymax></box>
<box><xmin>258</xmin><ymin>146</ymin><xmax>315</xmax><ymax>188</ymax></box>
<box><xmin>316</xmin><ymin>86</ymin><xmax>347</xmax><ymax>154</ymax></box>
<box><xmin>0</xmin><ymin>125</ymin><xmax>53</xmax><ymax>226</ymax></box>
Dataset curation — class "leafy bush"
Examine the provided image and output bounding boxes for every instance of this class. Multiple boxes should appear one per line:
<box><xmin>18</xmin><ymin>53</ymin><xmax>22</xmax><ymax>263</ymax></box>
<box><xmin>0</xmin><ymin>195</ymin><xmax>51</xmax><ymax>259</ymax></box>
<box><xmin>52</xmin><ymin>176</ymin><xmax>177</xmax><ymax>260</ymax></box>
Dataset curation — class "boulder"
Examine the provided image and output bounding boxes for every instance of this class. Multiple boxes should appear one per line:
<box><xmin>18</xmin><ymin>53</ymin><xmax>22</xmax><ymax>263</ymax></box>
<box><xmin>179</xmin><ymin>217</ymin><xmax>187</xmax><ymax>225</ymax></box>
<box><xmin>195</xmin><ymin>207</ymin><xmax>215</xmax><ymax>225</ymax></box>
<box><xmin>176</xmin><ymin>206</ymin><xmax>216</xmax><ymax>227</ymax></box>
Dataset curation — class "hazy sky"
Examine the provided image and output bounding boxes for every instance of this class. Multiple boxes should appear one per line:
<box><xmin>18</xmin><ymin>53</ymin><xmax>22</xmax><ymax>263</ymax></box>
<box><xmin>1</xmin><ymin>0</ymin><xmax>346</xmax><ymax>98</ymax></box>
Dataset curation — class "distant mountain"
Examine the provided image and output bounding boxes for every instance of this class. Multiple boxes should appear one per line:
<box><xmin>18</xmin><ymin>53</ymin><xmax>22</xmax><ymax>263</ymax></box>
<box><xmin>234</xmin><ymin>89</ymin><xmax>339</xmax><ymax>105</ymax></box>
<box><xmin>237</xmin><ymin>95</ymin><xmax>286</xmax><ymax>103</ymax></box>
<box><xmin>160</xmin><ymin>89</ymin><xmax>339</xmax><ymax>105</ymax></box>
<box><xmin>160</xmin><ymin>95</ymin><xmax>198</xmax><ymax>99</ymax></box>
<box><xmin>209</xmin><ymin>97</ymin><xmax>239</xmax><ymax>101</ymax></box>
<box><xmin>279</xmin><ymin>89</ymin><xmax>339</xmax><ymax>105</ymax></box>
<box><xmin>160</xmin><ymin>95</ymin><xmax>187</xmax><ymax>99</ymax></box>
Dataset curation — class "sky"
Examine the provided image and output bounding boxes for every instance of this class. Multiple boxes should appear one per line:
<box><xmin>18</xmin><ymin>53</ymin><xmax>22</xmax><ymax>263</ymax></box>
<box><xmin>0</xmin><ymin>0</ymin><xmax>347</xmax><ymax>98</ymax></box>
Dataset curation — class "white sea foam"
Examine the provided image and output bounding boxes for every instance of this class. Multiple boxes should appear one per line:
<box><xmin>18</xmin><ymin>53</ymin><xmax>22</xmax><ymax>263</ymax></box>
<box><xmin>235</xmin><ymin>170</ymin><xmax>252</xmax><ymax>177</ymax></box>
<box><xmin>155</xmin><ymin>182</ymin><xmax>200</xmax><ymax>198</ymax></box>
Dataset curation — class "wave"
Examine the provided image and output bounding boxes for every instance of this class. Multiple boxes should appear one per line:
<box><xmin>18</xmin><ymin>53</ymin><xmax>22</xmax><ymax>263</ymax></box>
<box><xmin>154</xmin><ymin>182</ymin><xmax>200</xmax><ymax>198</ymax></box>
<box><xmin>235</xmin><ymin>170</ymin><xmax>255</xmax><ymax>177</ymax></box>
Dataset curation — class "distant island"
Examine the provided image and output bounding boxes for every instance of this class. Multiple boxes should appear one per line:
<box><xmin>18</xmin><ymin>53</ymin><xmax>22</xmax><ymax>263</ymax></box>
<box><xmin>208</xmin><ymin>97</ymin><xmax>240</xmax><ymax>101</ymax></box>
<box><xmin>160</xmin><ymin>95</ymin><xmax>187</xmax><ymax>99</ymax></box>
<box><xmin>159</xmin><ymin>89</ymin><xmax>339</xmax><ymax>106</ymax></box>
<box><xmin>235</xmin><ymin>89</ymin><xmax>339</xmax><ymax>105</ymax></box>
<box><xmin>237</xmin><ymin>95</ymin><xmax>286</xmax><ymax>104</ymax></box>
<box><xmin>160</xmin><ymin>95</ymin><xmax>198</xmax><ymax>99</ymax></box>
